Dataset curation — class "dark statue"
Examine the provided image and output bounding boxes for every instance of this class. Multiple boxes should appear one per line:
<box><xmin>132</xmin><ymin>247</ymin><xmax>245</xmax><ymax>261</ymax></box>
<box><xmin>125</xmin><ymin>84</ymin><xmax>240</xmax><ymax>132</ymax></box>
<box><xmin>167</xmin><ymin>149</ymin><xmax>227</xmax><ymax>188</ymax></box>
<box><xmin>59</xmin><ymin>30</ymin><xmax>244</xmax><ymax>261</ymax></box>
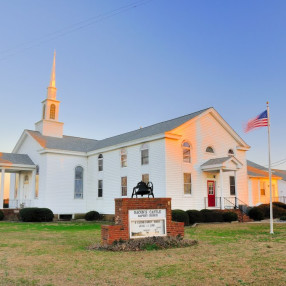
<box><xmin>131</xmin><ymin>181</ymin><xmax>154</xmax><ymax>198</ymax></box>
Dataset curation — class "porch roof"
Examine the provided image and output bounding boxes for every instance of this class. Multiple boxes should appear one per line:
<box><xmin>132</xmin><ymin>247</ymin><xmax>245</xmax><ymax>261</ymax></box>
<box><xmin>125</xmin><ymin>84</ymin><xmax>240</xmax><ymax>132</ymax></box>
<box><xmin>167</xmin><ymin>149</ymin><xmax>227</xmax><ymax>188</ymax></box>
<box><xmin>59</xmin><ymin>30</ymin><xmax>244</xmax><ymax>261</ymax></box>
<box><xmin>201</xmin><ymin>156</ymin><xmax>243</xmax><ymax>172</ymax></box>
<box><xmin>0</xmin><ymin>152</ymin><xmax>36</xmax><ymax>172</ymax></box>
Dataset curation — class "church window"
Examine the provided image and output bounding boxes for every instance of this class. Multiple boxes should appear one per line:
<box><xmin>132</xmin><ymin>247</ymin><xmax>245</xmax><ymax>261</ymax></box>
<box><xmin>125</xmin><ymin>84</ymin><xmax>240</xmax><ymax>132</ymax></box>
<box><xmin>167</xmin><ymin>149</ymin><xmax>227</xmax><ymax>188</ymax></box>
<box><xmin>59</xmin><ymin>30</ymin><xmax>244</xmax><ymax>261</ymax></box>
<box><xmin>121</xmin><ymin>149</ymin><xmax>127</xmax><ymax>167</ymax></box>
<box><xmin>74</xmin><ymin>166</ymin><xmax>83</xmax><ymax>199</ymax></box>
<box><xmin>142</xmin><ymin>174</ymin><xmax>149</xmax><ymax>184</ymax></box>
<box><xmin>184</xmin><ymin>173</ymin><xmax>192</xmax><ymax>195</ymax></box>
<box><xmin>141</xmin><ymin>144</ymin><xmax>149</xmax><ymax>165</ymax></box>
<box><xmin>182</xmin><ymin>141</ymin><xmax>191</xmax><ymax>163</ymax></box>
<box><xmin>121</xmin><ymin>177</ymin><xmax>127</xmax><ymax>196</ymax></box>
<box><xmin>98</xmin><ymin>180</ymin><xmax>103</xmax><ymax>197</ymax></box>
<box><xmin>98</xmin><ymin>154</ymin><xmax>103</xmax><ymax>171</ymax></box>
<box><xmin>43</xmin><ymin>105</ymin><xmax>46</xmax><ymax>119</ymax></box>
<box><xmin>50</xmin><ymin>104</ymin><xmax>56</xmax><ymax>119</ymax></box>
<box><xmin>206</xmin><ymin>146</ymin><xmax>214</xmax><ymax>153</ymax></box>
<box><xmin>229</xmin><ymin>176</ymin><xmax>235</xmax><ymax>195</ymax></box>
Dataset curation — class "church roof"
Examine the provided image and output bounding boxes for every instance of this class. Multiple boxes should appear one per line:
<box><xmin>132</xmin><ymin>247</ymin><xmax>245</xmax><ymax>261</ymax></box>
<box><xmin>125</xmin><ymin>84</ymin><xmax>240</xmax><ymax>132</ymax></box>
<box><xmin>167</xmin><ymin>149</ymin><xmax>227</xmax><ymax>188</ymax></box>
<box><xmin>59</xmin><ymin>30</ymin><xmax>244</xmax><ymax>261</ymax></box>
<box><xmin>247</xmin><ymin>160</ymin><xmax>282</xmax><ymax>179</ymax></box>
<box><xmin>0</xmin><ymin>152</ymin><xmax>35</xmax><ymax>166</ymax></box>
<box><xmin>26</xmin><ymin>108</ymin><xmax>210</xmax><ymax>153</ymax></box>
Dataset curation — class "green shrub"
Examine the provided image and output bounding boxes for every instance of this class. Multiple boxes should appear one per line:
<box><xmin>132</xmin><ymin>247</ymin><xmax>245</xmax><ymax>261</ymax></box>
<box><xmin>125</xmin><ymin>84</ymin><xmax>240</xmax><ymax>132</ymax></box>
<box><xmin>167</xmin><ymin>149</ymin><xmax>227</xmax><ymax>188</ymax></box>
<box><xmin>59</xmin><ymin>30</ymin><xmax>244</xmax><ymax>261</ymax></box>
<box><xmin>0</xmin><ymin>210</ymin><xmax>4</xmax><ymax>221</ymax></box>
<box><xmin>280</xmin><ymin>216</ymin><xmax>286</xmax><ymax>221</ymax></box>
<box><xmin>172</xmin><ymin>209</ymin><xmax>189</xmax><ymax>226</ymax></box>
<box><xmin>248</xmin><ymin>207</ymin><xmax>264</xmax><ymax>221</ymax></box>
<box><xmin>85</xmin><ymin>211</ymin><xmax>100</xmax><ymax>221</ymax></box>
<box><xmin>186</xmin><ymin>210</ymin><xmax>203</xmax><ymax>224</ymax></box>
<box><xmin>257</xmin><ymin>204</ymin><xmax>286</xmax><ymax>219</ymax></box>
<box><xmin>273</xmin><ymin>202</ymin><xmax>286</xmax><ymax>210</ymax></box>
<box><xmin>200</xmin><ymin>209</ymin><xmax>223</xmax><ymax>222</ymax></box>
<box><xmin>19</xmin><ymin>208</ymin><xmax>54</xmax><ymax>222</ymax></box>
<box><xmin>222</xmin><ymin>211</ymin><xmax>238</xmax><ymax>222</ymax></box>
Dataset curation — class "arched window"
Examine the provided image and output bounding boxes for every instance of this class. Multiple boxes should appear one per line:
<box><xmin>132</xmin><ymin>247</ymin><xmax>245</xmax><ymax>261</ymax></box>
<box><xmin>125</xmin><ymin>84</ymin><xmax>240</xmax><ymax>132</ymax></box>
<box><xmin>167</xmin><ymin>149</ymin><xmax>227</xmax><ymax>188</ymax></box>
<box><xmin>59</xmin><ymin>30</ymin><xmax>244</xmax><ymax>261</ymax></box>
<box><xmin>141</xmin><ymin>144</ymin><xmax>149</xmax><ymax>165</ymax></box>
<box><xmin>206</xmin><ymin>146</ymin><xmax>214</xmax><ymax>153</ymax></box>
<box><xmin>74</xmin><ymin>166</ymin><xmax>83</xmax><ymax>199</ymax></box>
<box><xmin>228</xmin><ymin>149</ymin><xmax>234</xmax><ymax>156</ymax></box>
<box><xmin>98</xmin><ymin>154</ymin><xmax>103</xmax><ymax>171</ymax></box>
<box><xmin>182</xmin><ymin>141</ymin><xmax>191</xmax><ymax>163</ymax></box>
<box><xmin>121</xmin><ymin>149</ymin><xmax>127</xmax><ymax>167</ymax></box>
<box><xmin>50</xmin><ymin>104</ymin><xmax>56</xmax><ymax>119</ymax></box>
<box><xmin>42</xmin><ymin>105</ymin><xmax>46</xmax><ymax>119</ymax></box>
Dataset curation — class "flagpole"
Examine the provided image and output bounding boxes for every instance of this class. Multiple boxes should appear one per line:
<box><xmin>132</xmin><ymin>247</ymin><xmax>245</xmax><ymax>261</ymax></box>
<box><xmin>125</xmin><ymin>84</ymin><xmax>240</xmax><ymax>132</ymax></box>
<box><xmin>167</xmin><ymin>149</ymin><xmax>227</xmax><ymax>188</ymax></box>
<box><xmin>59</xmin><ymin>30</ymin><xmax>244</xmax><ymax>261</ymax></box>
<box><xmin>267</xmin><ymin>101</ymin><xmax>274</xmax><ymax>234</ymax></box>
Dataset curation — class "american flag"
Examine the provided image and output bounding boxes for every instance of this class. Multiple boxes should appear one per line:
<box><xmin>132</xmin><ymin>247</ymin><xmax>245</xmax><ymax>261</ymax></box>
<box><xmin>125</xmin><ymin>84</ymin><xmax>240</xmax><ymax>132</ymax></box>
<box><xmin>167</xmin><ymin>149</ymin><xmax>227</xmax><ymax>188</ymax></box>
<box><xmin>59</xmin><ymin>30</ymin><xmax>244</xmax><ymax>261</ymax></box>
<box><xmin>244</xmin><ymin>110</ymin><xmax>268</xmax><ymax>133</ymax></box>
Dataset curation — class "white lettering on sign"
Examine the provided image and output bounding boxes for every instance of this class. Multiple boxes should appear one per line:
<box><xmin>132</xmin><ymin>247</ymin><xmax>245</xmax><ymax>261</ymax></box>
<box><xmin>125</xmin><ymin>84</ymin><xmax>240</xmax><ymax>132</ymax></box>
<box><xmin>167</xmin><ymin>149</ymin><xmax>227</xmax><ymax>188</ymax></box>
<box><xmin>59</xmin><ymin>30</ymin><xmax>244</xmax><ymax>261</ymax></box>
<box><xmin>129</xmin><ymin>209</ymin><xmax>167</xmax><ymax>238</ymax></box>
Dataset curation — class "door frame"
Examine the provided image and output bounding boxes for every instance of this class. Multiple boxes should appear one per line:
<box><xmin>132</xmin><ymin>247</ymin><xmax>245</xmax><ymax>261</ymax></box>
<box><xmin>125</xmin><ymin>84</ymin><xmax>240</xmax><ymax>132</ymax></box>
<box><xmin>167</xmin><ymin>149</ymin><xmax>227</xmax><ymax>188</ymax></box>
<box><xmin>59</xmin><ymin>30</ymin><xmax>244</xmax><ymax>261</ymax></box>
<box><xmin>207</xmin><ymin>180</ymin><xmax>216</xmax><ymax>207</ymax></box>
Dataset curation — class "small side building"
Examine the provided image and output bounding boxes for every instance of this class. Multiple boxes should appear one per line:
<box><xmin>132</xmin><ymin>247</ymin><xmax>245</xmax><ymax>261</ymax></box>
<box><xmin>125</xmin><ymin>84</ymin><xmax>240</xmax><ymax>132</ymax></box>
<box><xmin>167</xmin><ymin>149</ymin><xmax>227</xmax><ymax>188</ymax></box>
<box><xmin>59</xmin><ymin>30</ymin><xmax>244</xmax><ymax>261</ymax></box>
<box><xmin>247</xmin><ymin>160</ymin><xmax>282</xmax><ymax>206</ymax></box>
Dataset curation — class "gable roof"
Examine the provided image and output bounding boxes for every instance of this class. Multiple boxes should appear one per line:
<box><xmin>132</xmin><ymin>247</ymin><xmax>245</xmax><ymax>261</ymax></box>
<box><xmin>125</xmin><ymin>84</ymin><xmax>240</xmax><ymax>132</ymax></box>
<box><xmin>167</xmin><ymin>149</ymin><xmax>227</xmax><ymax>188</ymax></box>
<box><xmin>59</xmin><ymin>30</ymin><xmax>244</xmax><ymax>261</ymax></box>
<box><xmin>0</xmin><ymin>152</ymin><xmax>35</xmax><ymax>166</ymax></box>
<box><xmin>247</xmin><ymin>160</ymin><xmax>282</xmax><ymax>179</ymax></box>
<box><xmin>25</xmin><ymin>108</ymin><xmax>210</xmax><ymax>153</ymax></box>
<box><xmin>273</xmin><ymin>169</ymin><xmax>286</xmax><ymax>181</ymax></box>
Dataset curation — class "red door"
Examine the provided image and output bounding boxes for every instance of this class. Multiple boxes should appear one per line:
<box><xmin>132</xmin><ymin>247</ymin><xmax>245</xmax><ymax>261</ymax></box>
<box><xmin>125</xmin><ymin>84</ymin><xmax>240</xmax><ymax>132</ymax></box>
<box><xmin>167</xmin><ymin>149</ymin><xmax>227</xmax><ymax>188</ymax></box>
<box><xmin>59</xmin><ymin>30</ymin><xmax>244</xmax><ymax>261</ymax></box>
<box><xmin>207</xmin><ymin>180</ymin><xmax>215</xmax><ymax>207</ymax></box>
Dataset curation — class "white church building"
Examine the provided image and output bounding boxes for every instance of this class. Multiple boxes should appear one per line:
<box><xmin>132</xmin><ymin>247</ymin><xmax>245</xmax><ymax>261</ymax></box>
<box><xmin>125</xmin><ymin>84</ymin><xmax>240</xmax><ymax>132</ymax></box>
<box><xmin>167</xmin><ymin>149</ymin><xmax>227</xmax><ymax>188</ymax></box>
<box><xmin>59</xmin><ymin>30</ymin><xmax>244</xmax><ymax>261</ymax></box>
<box><xmin>0</xmin><ymin>54</ymin><xmax>251</xmax><ymax>216</ymax></box>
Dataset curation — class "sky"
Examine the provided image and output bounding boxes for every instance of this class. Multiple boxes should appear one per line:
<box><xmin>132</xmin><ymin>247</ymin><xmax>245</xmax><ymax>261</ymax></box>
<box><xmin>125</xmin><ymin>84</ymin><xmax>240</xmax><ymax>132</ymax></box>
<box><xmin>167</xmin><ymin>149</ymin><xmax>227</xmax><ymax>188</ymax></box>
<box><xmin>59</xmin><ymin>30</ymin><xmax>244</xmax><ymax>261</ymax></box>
<box><xmin>0</xmin><ymin>0</ymin><xmax>286</xmax><ymax>169</ymax></box>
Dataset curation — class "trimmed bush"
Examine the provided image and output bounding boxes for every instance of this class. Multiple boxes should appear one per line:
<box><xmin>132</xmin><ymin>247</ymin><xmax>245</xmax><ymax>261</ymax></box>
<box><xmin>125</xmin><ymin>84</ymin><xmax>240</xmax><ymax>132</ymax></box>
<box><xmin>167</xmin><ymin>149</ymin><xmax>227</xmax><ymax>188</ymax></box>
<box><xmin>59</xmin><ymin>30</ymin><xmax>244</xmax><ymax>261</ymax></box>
<box><xmin>172</xmin><ymin>209</ymin><xmax>189</xmax><ymax>226</ymax></box>
<box><xmin>19</xmin><ymin>208</ymin><xmax>54</xmax><ymax>222</ymax></box>
<box><xmin>0</xmin><ymin>210</ymin><xmax>4</xmax><ymax>221</ymax></box>
<box><xmin>85</xmin><ymin>211</ymin><xmax>100</xmax><ymax>221</ymax></box>
<box><xmin>273</xmin><ymin>202</ymin><xmax>286</xmax><ymax>210</ymax></box>
<box><xmin>257</xmin><ymin>204</ymin><xmax>286</xmax><ymax>219</ymax></box>
<box><xmin>248</xmin><ymin>207</ymin><xmax>264</xmax><ymax>221</ymax></box>
<box><xmin>200</xmin><ymin>209</ymin><xmax>223</xmax><ymax>223</ymax></box>
<box><xmin>186</xmin><ymin>210</ymin><xmax>203</xmax><ymax>224</ymax></box>
<box><xmin>222</xmin><ymin>211</ymin><xmax>238</xmax><ymax>222</ymax></box>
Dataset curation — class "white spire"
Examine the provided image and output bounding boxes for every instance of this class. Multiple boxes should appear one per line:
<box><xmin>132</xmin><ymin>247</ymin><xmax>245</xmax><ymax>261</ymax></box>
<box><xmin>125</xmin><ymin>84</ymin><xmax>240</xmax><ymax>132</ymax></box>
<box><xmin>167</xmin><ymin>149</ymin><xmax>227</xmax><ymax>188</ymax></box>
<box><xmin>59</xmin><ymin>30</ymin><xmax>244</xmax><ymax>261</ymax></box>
<box><xmin>49</xmin><ymin>50</ymin><xmax>56</xmax><ymax>88</ymax></box>
<box><xmin>47</xmin><ymin>50</ymin><xmax>57</xmax><ymax>99</ymax></box>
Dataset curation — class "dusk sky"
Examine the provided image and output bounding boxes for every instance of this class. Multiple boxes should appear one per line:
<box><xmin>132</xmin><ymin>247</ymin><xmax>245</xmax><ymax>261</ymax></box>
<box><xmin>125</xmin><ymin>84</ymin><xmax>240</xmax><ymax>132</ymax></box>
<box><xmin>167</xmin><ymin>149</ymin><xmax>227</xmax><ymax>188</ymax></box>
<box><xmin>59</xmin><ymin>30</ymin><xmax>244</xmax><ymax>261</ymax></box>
<box><xmin>1</xmin><ymin>0</ymin><xmax>286</xmax><ymax>169</ymax></box>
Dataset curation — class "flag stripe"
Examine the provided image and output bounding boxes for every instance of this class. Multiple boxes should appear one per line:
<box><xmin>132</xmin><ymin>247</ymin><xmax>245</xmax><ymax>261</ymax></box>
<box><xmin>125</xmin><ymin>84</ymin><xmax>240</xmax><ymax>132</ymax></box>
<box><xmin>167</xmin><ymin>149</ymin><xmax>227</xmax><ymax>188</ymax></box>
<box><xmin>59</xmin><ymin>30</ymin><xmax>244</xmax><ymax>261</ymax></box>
<box><xmin>244</xmin><ymin>110</ymin><xmax>268</xmax><ymax>132</ymax></box>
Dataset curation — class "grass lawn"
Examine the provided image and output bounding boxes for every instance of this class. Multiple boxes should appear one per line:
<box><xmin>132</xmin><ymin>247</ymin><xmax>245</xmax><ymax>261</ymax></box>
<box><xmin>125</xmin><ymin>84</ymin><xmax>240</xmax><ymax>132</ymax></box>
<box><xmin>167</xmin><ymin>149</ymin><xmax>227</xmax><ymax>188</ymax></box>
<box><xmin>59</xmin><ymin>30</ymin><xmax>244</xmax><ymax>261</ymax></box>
<box><xmin>0</xmin><ymin>221</ymin><xmax>285</xmax><ymax>286</ymax></box>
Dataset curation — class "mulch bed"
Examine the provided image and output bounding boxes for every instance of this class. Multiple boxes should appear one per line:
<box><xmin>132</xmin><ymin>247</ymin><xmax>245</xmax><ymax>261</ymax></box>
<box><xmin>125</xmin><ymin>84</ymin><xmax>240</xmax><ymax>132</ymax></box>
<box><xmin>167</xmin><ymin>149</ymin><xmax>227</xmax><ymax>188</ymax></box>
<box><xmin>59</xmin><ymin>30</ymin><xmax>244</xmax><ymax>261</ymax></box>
<box><xmin>88</xmin><ymin>236</ymin><xmax>198</xmax><ymax>251</ymax></box>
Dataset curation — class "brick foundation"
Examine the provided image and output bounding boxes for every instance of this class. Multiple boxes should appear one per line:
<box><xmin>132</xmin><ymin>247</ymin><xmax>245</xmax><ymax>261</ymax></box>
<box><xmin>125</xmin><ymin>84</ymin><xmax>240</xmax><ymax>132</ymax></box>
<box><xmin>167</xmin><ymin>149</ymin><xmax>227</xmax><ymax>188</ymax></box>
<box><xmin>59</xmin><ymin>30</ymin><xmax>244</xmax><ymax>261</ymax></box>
<box><xmin>101</xmin><ymin>198</ymin><xmax>184</xmax><ymax>245</ymax></box>
<box><xmin>0</xmin><ymin>209</ymin><xmax>20</xmax><ymax>221</ymax></box>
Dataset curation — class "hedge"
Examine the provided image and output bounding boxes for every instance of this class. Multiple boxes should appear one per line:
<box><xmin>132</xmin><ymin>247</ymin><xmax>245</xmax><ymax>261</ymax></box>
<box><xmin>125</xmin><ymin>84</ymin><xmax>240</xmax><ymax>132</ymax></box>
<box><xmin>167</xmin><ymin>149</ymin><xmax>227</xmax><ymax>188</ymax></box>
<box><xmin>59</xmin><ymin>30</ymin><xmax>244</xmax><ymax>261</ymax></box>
<box><xmin>273</xmin><ymin>202</ymin><xmax>286</xmax><ymax>210</ymax></box>
<box><xmin>248</xmin><ymin>207</ymin><xmax>264</xmax><ymax>221</ymax></box>
<box><xmin>19</xmin><ymin>208</ymin><xmax>54</xmax><ymax>222</ymax></box>
<box><xmin>186</xmin><ymin>210</ymin><xmax>203</xmax><ymax>224</ymax></box>
<box><xmin>85</xmin><ymin>211</ymin><xmax>101</xmax><ymax>221</ymax></box>
<box><xmin>200</xmin><ymin>209</ymin><xmax>224</xmax><ymax>223</ymax></box>
<box><xmin>222</xmin><ymin>211</ymin><xmax>238</xmax><ymax>222</ymax></box>
<box><xmin>0</xmin><ymin>210</ymin><xmax>4</xmax><ymax>221</ymax></box>
<box><xmin>257</xmin><ymin>204</ymin><xmax>286</xmax><ymax>219</ymax></box>
<box><xmin>172</xmin><ymin>209</ymin><xmax>189</xmax><ymax>226</ymax></box>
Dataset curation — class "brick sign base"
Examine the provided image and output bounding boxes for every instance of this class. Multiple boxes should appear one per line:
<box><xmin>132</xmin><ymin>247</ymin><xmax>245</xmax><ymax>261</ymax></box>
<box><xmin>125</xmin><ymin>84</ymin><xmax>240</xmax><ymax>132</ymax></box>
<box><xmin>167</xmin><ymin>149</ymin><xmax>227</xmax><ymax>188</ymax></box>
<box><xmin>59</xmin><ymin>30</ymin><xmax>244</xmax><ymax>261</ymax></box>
<box><xmin>101</xmin><ymin>198</ymin><xmax>184</xmax><ymax>245</ymax></box>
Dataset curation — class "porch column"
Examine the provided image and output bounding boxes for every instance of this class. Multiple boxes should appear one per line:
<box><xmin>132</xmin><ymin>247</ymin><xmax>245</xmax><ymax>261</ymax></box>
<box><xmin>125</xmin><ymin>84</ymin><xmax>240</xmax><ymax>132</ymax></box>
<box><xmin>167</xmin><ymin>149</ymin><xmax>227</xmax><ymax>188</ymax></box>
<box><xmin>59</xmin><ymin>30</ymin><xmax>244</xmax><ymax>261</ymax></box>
<box><xmin>220</xmin><ymin>168</ymin><xmax>224</xmax><ymax>209</ymax></box>
<box><xmin>234</xmin><ymin>170</ymin><xmax>238</xmax><ymax>208</ymax></box>
<box><xmin>0</xmin><ymin>169</ymin><xmax>5</xmax><ymax>209</ymax></box>
<box><xmin>31</xmin><ymin>170</ymin><xmax>36</xmax><ymax>202</ymax></box>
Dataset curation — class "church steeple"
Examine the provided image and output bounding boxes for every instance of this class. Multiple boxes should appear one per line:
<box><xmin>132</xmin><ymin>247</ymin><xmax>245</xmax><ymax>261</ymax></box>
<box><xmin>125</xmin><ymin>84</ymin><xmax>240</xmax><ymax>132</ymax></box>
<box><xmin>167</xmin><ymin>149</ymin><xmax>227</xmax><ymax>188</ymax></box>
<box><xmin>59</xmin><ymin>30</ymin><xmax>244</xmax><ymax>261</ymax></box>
<box><xmin>47</xmin><ymin>51</ymin><xmax>57</xmax><ymax>100</ymax></box>
<box><xmin>35</xmin><ymin>51</ymin><xmax>64</xmax><ymax>138</ymax></box>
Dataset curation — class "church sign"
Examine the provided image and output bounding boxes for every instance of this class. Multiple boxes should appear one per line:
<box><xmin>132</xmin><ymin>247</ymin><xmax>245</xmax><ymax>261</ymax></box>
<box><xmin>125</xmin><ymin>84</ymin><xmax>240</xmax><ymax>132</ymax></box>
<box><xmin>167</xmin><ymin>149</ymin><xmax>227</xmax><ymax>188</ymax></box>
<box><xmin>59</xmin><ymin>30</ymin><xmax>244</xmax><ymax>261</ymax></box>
<box><xmin>101</xmin><ymin>198</ymin><xmax>184</xmax><ymax>245</ymax></box>
<box><xmin>129</xmin><ymin>209</ymin><xmax>166</xmax><ymax>238</ymax></box>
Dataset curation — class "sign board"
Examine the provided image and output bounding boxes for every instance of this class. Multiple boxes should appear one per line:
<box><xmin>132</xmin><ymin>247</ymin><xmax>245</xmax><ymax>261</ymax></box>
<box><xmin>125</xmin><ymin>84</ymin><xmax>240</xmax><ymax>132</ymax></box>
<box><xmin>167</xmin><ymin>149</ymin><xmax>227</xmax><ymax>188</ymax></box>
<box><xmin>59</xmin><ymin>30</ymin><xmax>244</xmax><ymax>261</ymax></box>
<box><xmin>129</xmin><ymin>209</ymin><xmax>167</xmax><ymax>238</ymax></box>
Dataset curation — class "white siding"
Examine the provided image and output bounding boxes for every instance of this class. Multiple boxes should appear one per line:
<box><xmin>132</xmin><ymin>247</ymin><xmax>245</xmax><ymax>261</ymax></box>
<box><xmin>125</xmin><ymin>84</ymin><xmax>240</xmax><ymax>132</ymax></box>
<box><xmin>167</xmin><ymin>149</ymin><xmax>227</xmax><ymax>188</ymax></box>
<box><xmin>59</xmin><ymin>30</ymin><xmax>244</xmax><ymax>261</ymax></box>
<box><xmin>44</xmin><ymin>153</ymin><xmax>88</xmax><ymax>214</ymax></box>
<box><xmin>87</xmin><ymin>139</ymin><xmax>166</xmax><ymax>214</ymax></box>
<box><xmin>165</xmin><ymin>112</ymin><xmax>248</xmax><ymax>210</ymax></box>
